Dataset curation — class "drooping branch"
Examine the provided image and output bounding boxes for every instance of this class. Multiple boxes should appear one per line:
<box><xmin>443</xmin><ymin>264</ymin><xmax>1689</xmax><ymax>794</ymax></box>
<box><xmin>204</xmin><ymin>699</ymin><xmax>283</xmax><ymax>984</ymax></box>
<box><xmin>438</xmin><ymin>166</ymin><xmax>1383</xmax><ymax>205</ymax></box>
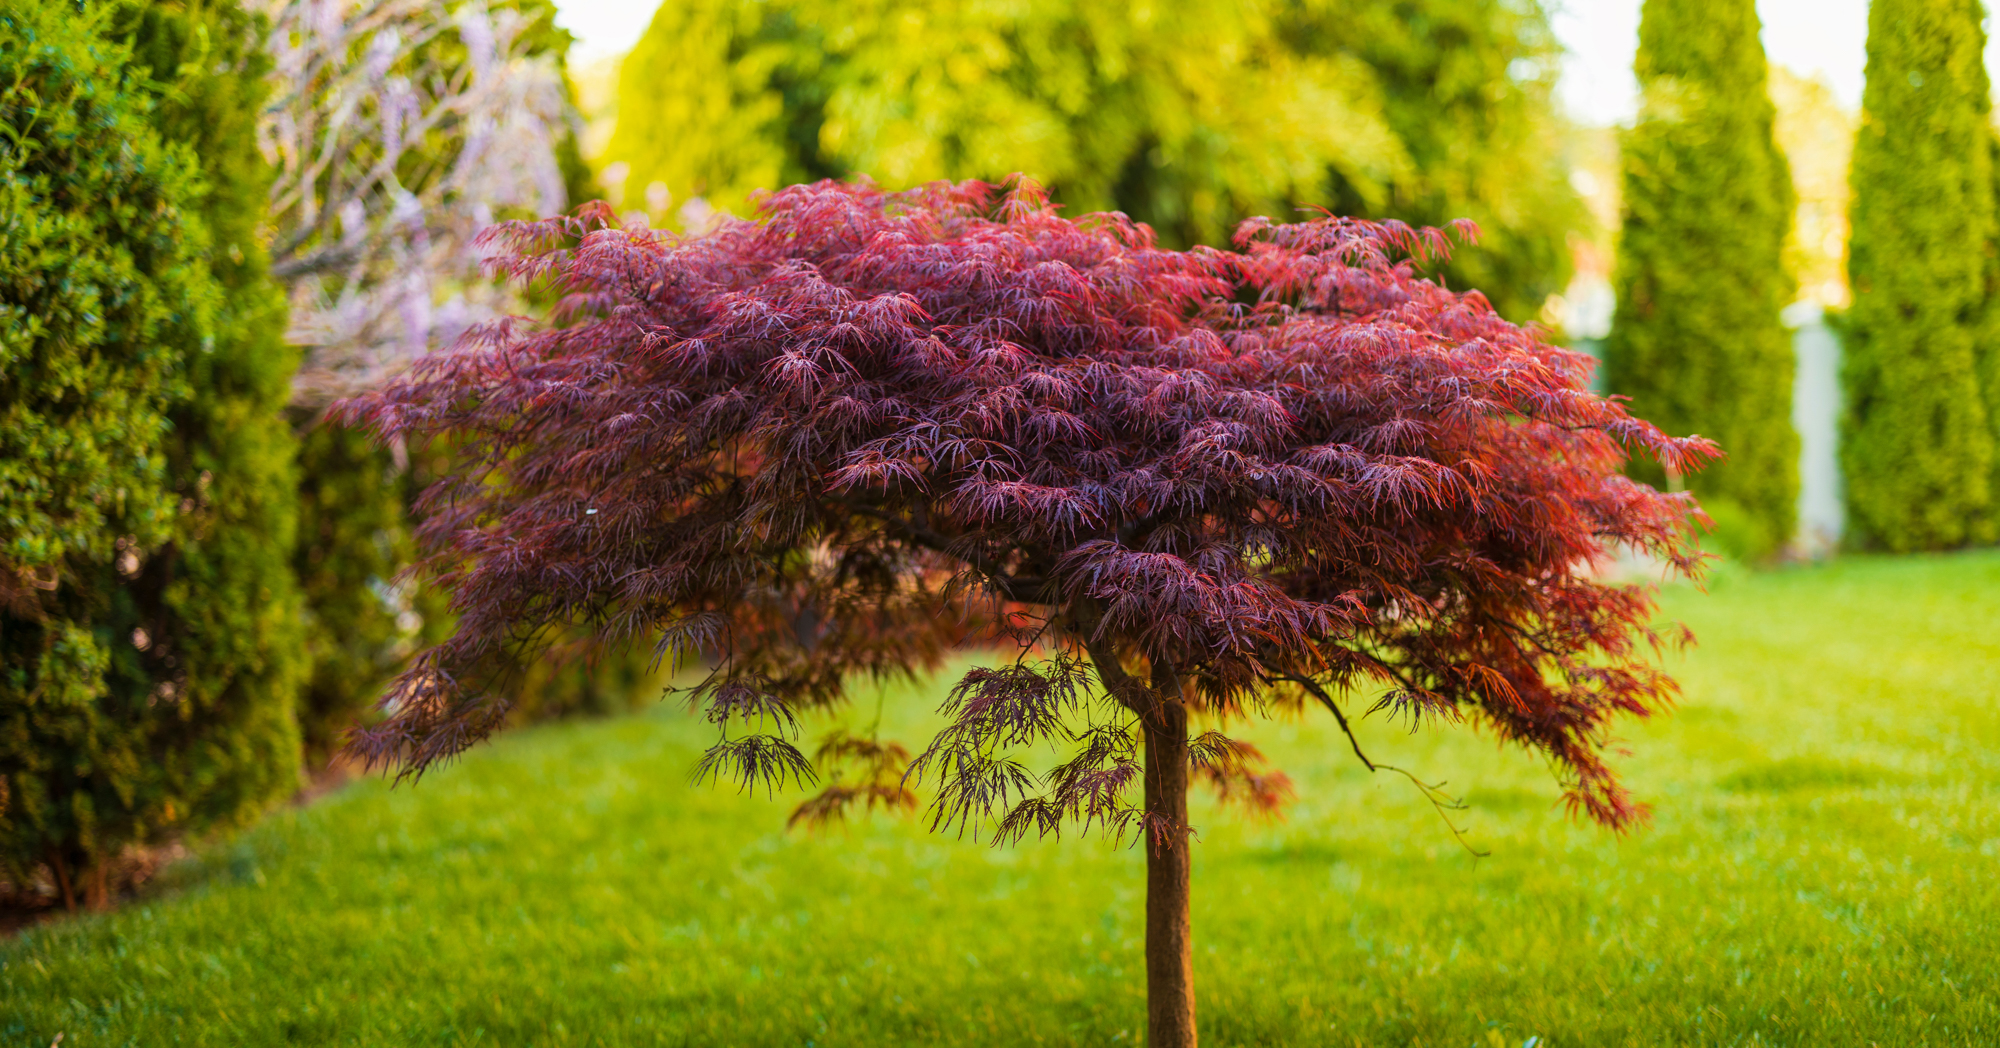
<box><xmin>834</xmin><ymin>499</ymin><xmax>1055</xmax><ymax>604</ymax></box>
<box><xmin>1263</xmin><ymin>671</ymin><xmax>1487</xmax><ymax>857</ymax></box>
<box><xmin>1264</xmin><ymin>672</ymin><xmax>1377</xmax><ymax>770</ymax></box>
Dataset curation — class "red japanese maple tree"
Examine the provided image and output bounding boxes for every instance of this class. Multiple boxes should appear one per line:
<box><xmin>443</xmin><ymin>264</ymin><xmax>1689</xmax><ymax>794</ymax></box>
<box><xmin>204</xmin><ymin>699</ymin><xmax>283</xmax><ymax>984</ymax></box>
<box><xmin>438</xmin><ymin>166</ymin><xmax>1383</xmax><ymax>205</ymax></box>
<box><xmin>342</xmin><ymin>179</ymin><xmax>1713</xmax><ymax>1047</ymax></box>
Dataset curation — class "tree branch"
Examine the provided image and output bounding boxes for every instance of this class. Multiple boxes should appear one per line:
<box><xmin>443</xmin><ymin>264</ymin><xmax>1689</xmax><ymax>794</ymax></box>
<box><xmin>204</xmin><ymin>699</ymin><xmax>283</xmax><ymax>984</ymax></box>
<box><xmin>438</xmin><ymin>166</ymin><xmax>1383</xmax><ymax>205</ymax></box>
<box><xmin>1085</xmin><ymin>636</ymin><xmax>1149</xmax><ymax>715</ymax></box>
<box><xmin>1264</xmin><ymin>672</ymin><xmax>1375</xmax><ymax>770</ymax></box>
<box><xmin>835</xmin><ymin>500</ymin><xmax>1056</xmax><ymax>604</ymax></box>
<box><xmin>1263</xmin><ymin>672</ymin><xmax>1487</xmax><ymax>858</ymax></box>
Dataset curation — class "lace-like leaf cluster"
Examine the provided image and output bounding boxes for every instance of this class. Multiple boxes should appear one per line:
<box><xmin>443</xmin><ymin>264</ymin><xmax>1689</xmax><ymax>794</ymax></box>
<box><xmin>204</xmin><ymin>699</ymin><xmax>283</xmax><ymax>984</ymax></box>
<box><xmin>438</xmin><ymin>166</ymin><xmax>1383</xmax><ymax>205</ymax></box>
<box><xmin>342</xmin><ymin>178</ymin><xmax>1714</xmax><ymax>832</ymax></box>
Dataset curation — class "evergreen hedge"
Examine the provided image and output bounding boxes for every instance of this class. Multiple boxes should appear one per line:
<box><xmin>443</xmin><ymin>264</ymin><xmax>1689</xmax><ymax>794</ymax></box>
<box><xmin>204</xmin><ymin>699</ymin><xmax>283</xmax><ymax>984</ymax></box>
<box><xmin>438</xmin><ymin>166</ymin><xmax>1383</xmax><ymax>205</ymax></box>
<box><xmin>1605</xmin><ymin>0</ymin><xmax>1798</xmax><ymax>560</ymax></box>
<box><xmin>292</xmin><ymin>424</ymin><xmax>427</xmax><ymax>767</ymax></box>
<box><xmin>0</xmin><ymin>0</ymin><xmax>303</xmax><ymax>908</ymax></box>
<box><xmin>1845</xmin><ymin>0</ymin><xmax>1995</xmax><ymax>550</ymax></box>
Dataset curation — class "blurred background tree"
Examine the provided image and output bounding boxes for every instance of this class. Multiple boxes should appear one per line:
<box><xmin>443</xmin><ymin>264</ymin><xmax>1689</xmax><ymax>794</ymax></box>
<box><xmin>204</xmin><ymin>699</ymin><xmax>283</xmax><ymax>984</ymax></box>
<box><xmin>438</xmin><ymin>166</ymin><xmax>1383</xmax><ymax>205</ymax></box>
<box><xmin>1843</xmin><ymin>0</ymin><xmax>1994</xmax><ymax>551</ymax></box>
<box><xmin>1605</xmin><ymin>0</ymin><xmax>1797</xmax><ymax>561</ymax></box>
<box><xmin>1298</xmin><ymin>0</ymin><xmax>1585</xmax><ymax>322</ymax></box>
<box><xmin>1</xmin><ymin>0</ymin><xmax>304</xmax><ymax>910</ymax></box>
<box><xmin>260</xmin><ymin>0</ymin><xmax>591</xmax><ymax>401</ymax></box>
<box><xmin>603</xmin><ymin>0</ymin><xmax>1583</xmax><ymax>322</ymax></box>
<box><xmin>256</xmin><ymin>0</ymin><xmax>648</xmax><ymax>760</ymax></box>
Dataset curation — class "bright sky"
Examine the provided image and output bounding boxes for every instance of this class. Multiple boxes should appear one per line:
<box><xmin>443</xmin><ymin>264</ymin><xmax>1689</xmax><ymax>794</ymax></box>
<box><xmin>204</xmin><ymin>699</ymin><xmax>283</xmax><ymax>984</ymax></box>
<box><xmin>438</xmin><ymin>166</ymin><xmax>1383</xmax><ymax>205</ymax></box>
<box><xmin>1553</xmin><ymin>0</ymin><xmax>1872</xmax><ymax>124</ymax></box>
<box><xmin>553</xmin><ymin>0</ymin><xmax>650</xmax><ymax>65</ymax></box>
<box><xmin>553</xmin><ymin>0</ymin><xmax>1984</xmax><ymax>125</ymax></box>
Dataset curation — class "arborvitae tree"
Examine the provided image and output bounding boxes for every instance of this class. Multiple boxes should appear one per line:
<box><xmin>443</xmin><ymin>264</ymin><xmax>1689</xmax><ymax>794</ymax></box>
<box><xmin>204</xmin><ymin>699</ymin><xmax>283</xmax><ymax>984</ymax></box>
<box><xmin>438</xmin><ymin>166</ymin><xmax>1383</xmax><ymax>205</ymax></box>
<box><xmin>0</xmin><ymin>0</ymin><xmax>303</xmax><ymax>910</ymax></box>
<box><xmin>1605</xmin><ymin>0</ymin><xmax>1798</xmax><ymax>559</ymax></box>
<box><xmin>1</xmin><ymin>0</ymin><xmax>205</xmax><ymax>908</ymax></box>
<box><xmin>1985</xmin><ymin>126</ymin><xmax>2000</xmax><ymax>503</ymax></box>
<box><xmin>118</xmin><ymin>0</ymin><xmax>306</xmax><ymax>854</ymax></box>
<box><xmin>1847</xmin><ymin>0</ymin><xmax>1998</xmax><ymax>550</ymax></box>
<box><xmin>605</xmin><ymin>0</ymin><xmax>1581</xmax><ymax>321</ymax></box>
<box><xmin>1</xmin><ymin>2</ymin><xmax>197</xmax><ymax>898</ymax></box>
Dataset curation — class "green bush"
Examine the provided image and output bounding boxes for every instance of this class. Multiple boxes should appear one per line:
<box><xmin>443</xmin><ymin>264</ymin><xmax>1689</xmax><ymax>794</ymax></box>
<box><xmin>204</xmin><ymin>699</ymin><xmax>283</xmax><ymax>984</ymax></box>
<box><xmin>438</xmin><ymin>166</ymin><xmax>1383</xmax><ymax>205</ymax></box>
<box><xmin>1605</xmin><ymin>0</ymin><xmax>1798</xmax><ymax>561</ymax></box>
<box><xmin>0</xmin><ymin>0</ymin><xmax>303</xmax><ymax>908</ymax></box>
<box><xmin>1844</xmin><ymin>0</ymin><xmax>1995</xmax><ymax>551</ymax></box>
<box><xmin>291</xmin><ymin>422</ymin><xmax>432</xmax><ymax>767</ymax></box>
<box><xmin>605</xmin><ymin>0</ymin><xmax>1581</xmax><ymax>321</ymax></box>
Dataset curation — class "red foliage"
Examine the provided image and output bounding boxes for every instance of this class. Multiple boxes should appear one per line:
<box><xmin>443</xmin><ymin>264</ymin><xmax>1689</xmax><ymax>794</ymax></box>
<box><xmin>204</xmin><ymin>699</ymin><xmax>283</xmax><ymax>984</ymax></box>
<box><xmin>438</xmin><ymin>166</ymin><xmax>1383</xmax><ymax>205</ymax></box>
<box><xmin>341</xmin><ymin>178</ymin><xmax>1713</xmax><ymax>834</ymax></box>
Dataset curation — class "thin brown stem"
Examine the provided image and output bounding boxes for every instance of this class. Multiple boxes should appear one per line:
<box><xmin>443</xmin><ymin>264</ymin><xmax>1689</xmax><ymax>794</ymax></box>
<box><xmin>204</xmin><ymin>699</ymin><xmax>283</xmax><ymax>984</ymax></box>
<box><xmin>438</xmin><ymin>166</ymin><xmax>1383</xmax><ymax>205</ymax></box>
<box><xmin>47</xmin><ymin>847</ymin><xmax>75</xmax><ymax>914</ymax></box>
<box><xmin>1143</xmin><ymin>660</ymin><xmax>1196</xmax><ymax>1048</ymax></box>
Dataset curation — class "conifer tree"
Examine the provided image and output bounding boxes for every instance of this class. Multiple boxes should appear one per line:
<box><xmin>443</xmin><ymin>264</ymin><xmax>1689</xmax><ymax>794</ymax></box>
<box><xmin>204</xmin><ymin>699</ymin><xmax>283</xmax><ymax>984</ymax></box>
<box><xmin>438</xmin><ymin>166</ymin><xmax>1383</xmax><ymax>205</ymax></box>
<box><xmin>119</xmin><ymin>0</ymin><xmax>306</xmax><ymax>849</ymax></box>
<box><xmin>1605</xmin><ymin>0</ymin><xmax>1798</xmax><ymax>559</ymax></box>
<box><xmin>2</xmin><ymin>0</ymin><xmax>204</xmax><ymax>908</ymax></box>
<box><xmin>0</xmin><ymin>0</ymin><xmax>303</xmax><ymax>909</ymax></box>
<box><xmin>1846</xmin><ymin>0</ymin><xmax>1996</xmax><ymax>550</ymax></box>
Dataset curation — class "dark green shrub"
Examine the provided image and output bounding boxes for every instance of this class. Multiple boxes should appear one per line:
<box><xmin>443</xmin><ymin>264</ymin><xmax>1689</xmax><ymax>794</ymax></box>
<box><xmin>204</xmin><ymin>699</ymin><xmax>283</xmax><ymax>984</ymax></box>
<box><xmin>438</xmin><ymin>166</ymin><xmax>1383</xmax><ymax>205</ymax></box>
<box><xmin>1605</xmin><ymin>0</ymin><xmax>1798</xmax><ymax>561</ymax></box>
<box><xmin>1</xmin><ymin>0</ymin><xmax>208</xmax><ymax>905</ymax></box>
<box><xmin>1845</xmin><ymin>0</ymin><xmax>1996</xmax><ymax>550</ymax></box>
<box><xmin>291</xmin><ymin>422</ymin><xmax>430</xmax><ymax>767</ymax></box>
<box><xmin>0</xmin><ymin>0</ymin><xmax>302</xmax><ymax>909</ymax></box>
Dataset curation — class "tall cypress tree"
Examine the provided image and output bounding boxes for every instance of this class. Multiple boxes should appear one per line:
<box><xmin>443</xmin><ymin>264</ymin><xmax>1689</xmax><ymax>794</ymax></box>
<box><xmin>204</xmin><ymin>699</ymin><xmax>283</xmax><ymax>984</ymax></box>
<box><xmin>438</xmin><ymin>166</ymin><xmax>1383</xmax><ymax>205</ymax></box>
<box><xmin>1605</xmin><ymin>0</ymin><xmax>1797</xmax><ymax>559</ymax></box>
<box><xmin>1</xmin><ymin>4</ymin><xmax>202</xmax><ymax>909</ymax></box>
<box><xmin>117</xmin><ymin>0</ymin><xmax>307</xmax><ymax>836</ymax></box>
<box><xmin>0</xmin><ymin>0</ymin><xmax>303</xmax><ymax>909</ymax></box>
<box><xmin>1985</xmin><ymin>126</ymin><xmax>2000</xmax><ymax>506</ymax></box>
<box><xmin>1847</xmin><ymin>0</ymin><xmax>1996</xmax><ymax>550</ymax></box>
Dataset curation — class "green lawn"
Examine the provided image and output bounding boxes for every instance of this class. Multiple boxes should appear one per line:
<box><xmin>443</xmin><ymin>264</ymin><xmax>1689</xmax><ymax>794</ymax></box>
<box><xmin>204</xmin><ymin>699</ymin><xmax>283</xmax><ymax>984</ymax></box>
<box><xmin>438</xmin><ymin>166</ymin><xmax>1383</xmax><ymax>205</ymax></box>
<box><xmin>6</xmin><ymin>553</ymin><xmax>1999</xmax><ymax>1047</ymax></box>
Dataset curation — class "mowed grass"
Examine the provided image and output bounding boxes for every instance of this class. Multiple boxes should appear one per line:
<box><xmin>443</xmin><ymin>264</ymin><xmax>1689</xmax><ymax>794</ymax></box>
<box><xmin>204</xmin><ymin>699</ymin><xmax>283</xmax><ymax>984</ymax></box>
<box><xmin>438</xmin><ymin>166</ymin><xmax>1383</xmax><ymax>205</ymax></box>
<box><xmin>6</xmin><ymin>554</ymin><xmax>2000</xmax><ymax>1047</ymax></box>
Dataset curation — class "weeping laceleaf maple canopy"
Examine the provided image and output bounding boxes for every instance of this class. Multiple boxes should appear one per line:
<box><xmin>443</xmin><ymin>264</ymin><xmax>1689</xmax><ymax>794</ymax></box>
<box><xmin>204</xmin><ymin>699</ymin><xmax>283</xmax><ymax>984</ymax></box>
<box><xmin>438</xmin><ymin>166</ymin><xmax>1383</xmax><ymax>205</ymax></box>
<box><xmin>342</xmin><ymin>179</ymin><xmax>1713</xmax><ymax>832</ymax></box>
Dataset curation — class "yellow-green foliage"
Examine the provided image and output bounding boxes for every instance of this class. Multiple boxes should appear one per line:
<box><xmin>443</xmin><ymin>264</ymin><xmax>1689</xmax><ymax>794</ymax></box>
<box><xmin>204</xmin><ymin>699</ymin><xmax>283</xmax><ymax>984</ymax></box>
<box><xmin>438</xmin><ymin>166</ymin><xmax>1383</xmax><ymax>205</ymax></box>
<box><xmin>606</xmin><ymin>0</ymin><xmax>1580</xmax><ymax>320</ymax></box>
<box><xmin>1845</xmin><ymin>0</ymin><xmax>1995</xmax><ymax>551</ymax></box>
<box><xmin>1606</xmin><ymin>0</ymin><xmax>1798</xmax><ymax>559</ymax></box>
<box><xmin>1299</xmin><ymin>0</ymin><xmax>1584</xmax><ymax>321</ymax></box>
<box><xmin>0</xmin><ymin>0</ymin><xmax>302</xmax><ymax>893</ymax></box>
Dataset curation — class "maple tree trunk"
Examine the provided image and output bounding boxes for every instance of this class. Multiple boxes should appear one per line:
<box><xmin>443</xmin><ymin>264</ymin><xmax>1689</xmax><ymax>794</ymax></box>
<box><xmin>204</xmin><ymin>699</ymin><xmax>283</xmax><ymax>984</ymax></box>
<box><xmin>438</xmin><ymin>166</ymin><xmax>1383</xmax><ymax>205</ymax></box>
<box><xmin>1142</xmin><ymin>685</ymin><xmax>1196</xmax><ymax>1048</ymax></box>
